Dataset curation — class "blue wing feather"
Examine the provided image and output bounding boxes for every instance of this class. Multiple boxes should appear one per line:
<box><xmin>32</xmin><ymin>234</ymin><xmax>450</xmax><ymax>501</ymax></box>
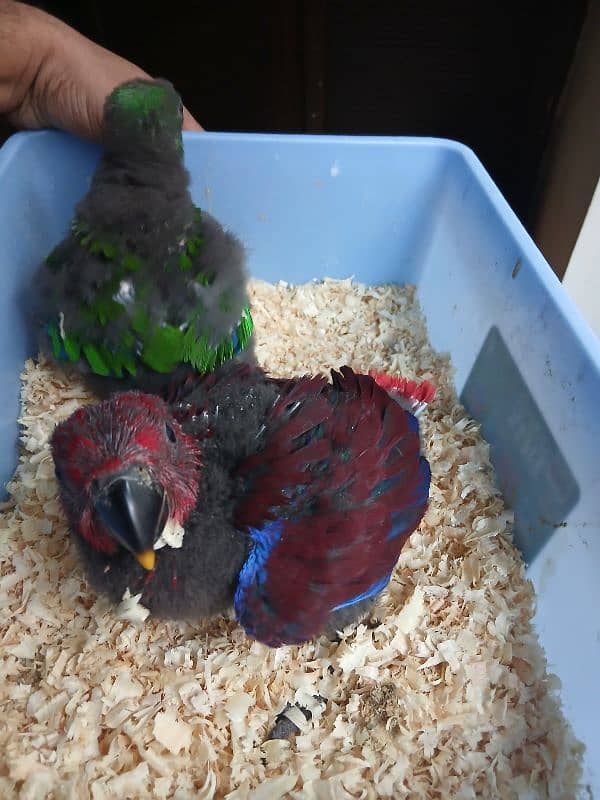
<box><xmin>330</xmin><ymin>574</ymin><xmax>392</xmax><ymax>612</ymax></box>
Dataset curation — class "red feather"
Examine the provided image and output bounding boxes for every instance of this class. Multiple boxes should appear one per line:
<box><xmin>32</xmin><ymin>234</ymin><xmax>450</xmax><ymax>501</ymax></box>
<box><xmin>233</xmin><ymin>367</ymin><xmax>431</xmax><ymax>646</ymax></box>
<box><xmin>368</xmin><ymin>370</ymin><xmax>436</xmax><ymax>402</ymax></box>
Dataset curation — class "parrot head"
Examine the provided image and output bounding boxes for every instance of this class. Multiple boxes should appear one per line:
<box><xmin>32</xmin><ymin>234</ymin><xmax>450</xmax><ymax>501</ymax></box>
<box><xmin>103</xmin><ymin>78</ymin><xmax>185</xmax><ymax>158</ymax></box>
<box><xmin>50</xmin><ymin>393</ymin><xmax>201</xmax><ymax>571</ymax></box>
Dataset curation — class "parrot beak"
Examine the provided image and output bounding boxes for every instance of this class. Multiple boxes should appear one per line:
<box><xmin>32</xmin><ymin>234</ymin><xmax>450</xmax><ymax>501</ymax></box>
<box><xmin>94</xmin><ymin>470</ymin><xmax>169</xmax><ymax>570</ymax></box>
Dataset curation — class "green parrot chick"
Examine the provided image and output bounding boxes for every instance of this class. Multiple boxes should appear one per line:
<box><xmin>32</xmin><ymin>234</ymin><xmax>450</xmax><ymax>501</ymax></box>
<box><xmin>34</xmin><ymin>78</ymin><xmax>254</xmax><ymax>395</ymax></box>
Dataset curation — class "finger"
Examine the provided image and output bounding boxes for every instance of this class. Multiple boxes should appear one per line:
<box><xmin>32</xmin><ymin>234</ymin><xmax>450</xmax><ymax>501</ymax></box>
<box><xmin>182</xmin><ymin>106</ymin><xmax>203</xmax><ymax>132</ymax></box>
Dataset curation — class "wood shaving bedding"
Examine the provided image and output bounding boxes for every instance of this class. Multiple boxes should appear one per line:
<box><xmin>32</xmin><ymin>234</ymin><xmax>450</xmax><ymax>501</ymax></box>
<box><xmin>0</xmin><ymin>278</ymin><xmax>583</xmax><ymax>799</ymax></box>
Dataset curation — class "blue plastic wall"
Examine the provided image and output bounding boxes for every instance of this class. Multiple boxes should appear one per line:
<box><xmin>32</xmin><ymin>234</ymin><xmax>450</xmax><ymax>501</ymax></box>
<box><xmin>1</xmin><ymin>131</ymin><xmax>598</xmax><ymax>791</ymax></box>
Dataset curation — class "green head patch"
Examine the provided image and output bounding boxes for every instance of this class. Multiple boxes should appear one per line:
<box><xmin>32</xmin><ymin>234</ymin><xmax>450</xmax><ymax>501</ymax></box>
<box><xmin>104</xmin><ymin>79</ymin><xmax>184</xmax><ymax>153</ymax></box>
<box><xmin>110</xmin><ymin>82</ymin><xmax>173</xmax><ymax>117</ymax></box>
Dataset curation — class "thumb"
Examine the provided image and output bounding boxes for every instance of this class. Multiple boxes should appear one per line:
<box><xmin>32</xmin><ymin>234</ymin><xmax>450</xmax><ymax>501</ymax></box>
<box><xmin>183</xmin><ymin>107</ymin><xmax>203</xmax><ymax>133</ymax></box>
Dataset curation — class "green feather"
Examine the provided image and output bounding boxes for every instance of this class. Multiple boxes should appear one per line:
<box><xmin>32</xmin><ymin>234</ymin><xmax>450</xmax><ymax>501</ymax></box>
<box><xmin>102</xmin><ymin>344</ymin><xmax>138</xmax><ymax>378</ymax></box>
<box><xmin>122</xmin><ymin>355</ymin><xmax>138</xmax><ymax>377</ymax></box>
<box><xmin>237</xmin><ymin>305</ymin><xmax>254</xmax><ymax>349</ymax></box>
<box><xmin>63</xmin><ymin>335</ymin><xmax>81</xmax><ymax>362</ymax></box>
<box><xmin>140</xmin><ymin>325</ymin><xmax>185</xmax><ymax>373</ymax></box>
<box><xmin>82</xmin><ymin>343</ymin><xmax>111</xmax><ymax>376</ymax></box>
<box><xmin>179</xmin><ymin>252</ymin><xmax>193</xmax><ymax>271</ymax></box>
<box><xmin>94</xmin><ymin>298</ymin><xmax>125</xmax><ymax>326</ymax></box>
<box><xmin>215</xmin><ymin>336</ymin><xmax>235</xmax><ymax>364</ymax></box>
<box><xmin>111</xmin><ymin>84</ymin><xmax>168</xmax><ymax>117</ymax></box>
<box><xmin>181</xmin><ymin>325</ymin><xmax>199</xmax><ymax>360</ymax></box>
<box><xmin>188</xmin><ymin>234</ymin><xmax>204</xmax><ymax>253</ymax></box>
<box><xmin>122</xmin><ymin>253</ymin><xmax>142</xmax><ymax>272</ymax></box>
<box><xmin>185</xmin><ymin>333</ymin><xmax>212</xmax><ymax>372</ymax></box>
<box><xmin>88</xmin><ymin>239</ymin><xmax>118</xmax><ymax>260</ymax></box>
<box><xmin>47</xmin><ymin>322</ymin><xmax>62</xmax><ymax>359</ymax></box>
<box><xmin>131</xmin><ymin>307</ymin><xmax>151</xmax><ymax>336</ymax></box>
<box><xmin>195</xmin><ymin>272</ymin><xmax>211</xmax><ymax>286</ymax></box>
<box><xmin>47</xmin><ymin>203</ymin><xmax>253</xmax><ymax>379</ymax></box>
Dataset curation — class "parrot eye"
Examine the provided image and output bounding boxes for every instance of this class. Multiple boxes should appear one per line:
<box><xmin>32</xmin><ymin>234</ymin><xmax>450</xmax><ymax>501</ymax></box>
<box><xmin>165</xmin><ymin>423</ymin><xmax>177</xmax><ymax>444</ymax></box>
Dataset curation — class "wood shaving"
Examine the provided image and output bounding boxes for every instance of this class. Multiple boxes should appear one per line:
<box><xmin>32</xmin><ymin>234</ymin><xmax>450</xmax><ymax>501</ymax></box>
<box><xmin>153</xmin><ymin>711</ymin><xmax>193</xmax><ymax>755</ymax></box>
<box><xmin>115</xmin><ymin>589</ymin><xmax>151</xmax><ymax>624</ymax></box>
<box><xmin>155</xmin><ymin>519</ymin><xmax>185</xmax><ymax>551</ymax></box>
<box><xmin>0</xmin><ymin>278</ymin><xmax>583</xmax><ymax>799</ymax></box>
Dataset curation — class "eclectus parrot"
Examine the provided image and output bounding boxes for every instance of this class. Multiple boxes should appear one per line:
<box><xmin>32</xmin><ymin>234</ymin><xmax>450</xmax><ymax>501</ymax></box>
<box><xmin>50</xmin><ymin>363</ymin><xmax>435</xmax><ymax>647</ymax></box>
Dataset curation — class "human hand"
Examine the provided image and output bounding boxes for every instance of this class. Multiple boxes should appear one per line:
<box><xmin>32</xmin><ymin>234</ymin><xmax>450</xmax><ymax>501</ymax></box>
<box><xmin>0</xmin><ymin>1</ymin><xmax>202</xmax><ymax>142</ymax></box>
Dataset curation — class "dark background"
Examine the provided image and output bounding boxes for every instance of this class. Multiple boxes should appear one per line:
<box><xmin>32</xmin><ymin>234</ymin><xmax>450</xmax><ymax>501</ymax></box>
<box><xmin>6</xmin><ymin>1</ymin><xmax>589</xmax><ymax>235</ymax></box>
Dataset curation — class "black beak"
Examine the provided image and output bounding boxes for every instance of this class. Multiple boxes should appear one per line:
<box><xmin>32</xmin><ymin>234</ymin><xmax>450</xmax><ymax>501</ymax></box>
<box><xmin>94</xmin><ymin>470</ymin><xmax>168</xmax><ymax>570</ymax></box>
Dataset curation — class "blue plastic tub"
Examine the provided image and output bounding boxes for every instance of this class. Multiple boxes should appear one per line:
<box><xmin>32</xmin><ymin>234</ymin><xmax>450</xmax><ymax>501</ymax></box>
<box><xmin>1</xmin><ymin>130</ymin><xmax>599</xmax><ymax>790</ymax></box>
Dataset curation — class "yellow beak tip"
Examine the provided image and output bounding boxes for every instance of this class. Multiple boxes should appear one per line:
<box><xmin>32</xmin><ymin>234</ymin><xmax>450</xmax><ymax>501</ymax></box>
<box><xmin>135</xmin><ymin>550</ymin><xmax>156</xmax><ymax>571</ymax></box>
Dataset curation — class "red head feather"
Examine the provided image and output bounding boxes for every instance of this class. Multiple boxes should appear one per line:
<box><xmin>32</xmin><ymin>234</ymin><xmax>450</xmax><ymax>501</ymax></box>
<box><xmin>50</xmin><ymin>392</ymin><xmax>201</xmax><ymax>553</ymax></box>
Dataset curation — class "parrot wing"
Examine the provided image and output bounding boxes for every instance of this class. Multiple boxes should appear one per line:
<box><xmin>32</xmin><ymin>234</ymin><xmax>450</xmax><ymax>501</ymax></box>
<box><xmin>232</xmin><ymin>366</ymin><xmax>431</xmax><ymax>647</ymax></box>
